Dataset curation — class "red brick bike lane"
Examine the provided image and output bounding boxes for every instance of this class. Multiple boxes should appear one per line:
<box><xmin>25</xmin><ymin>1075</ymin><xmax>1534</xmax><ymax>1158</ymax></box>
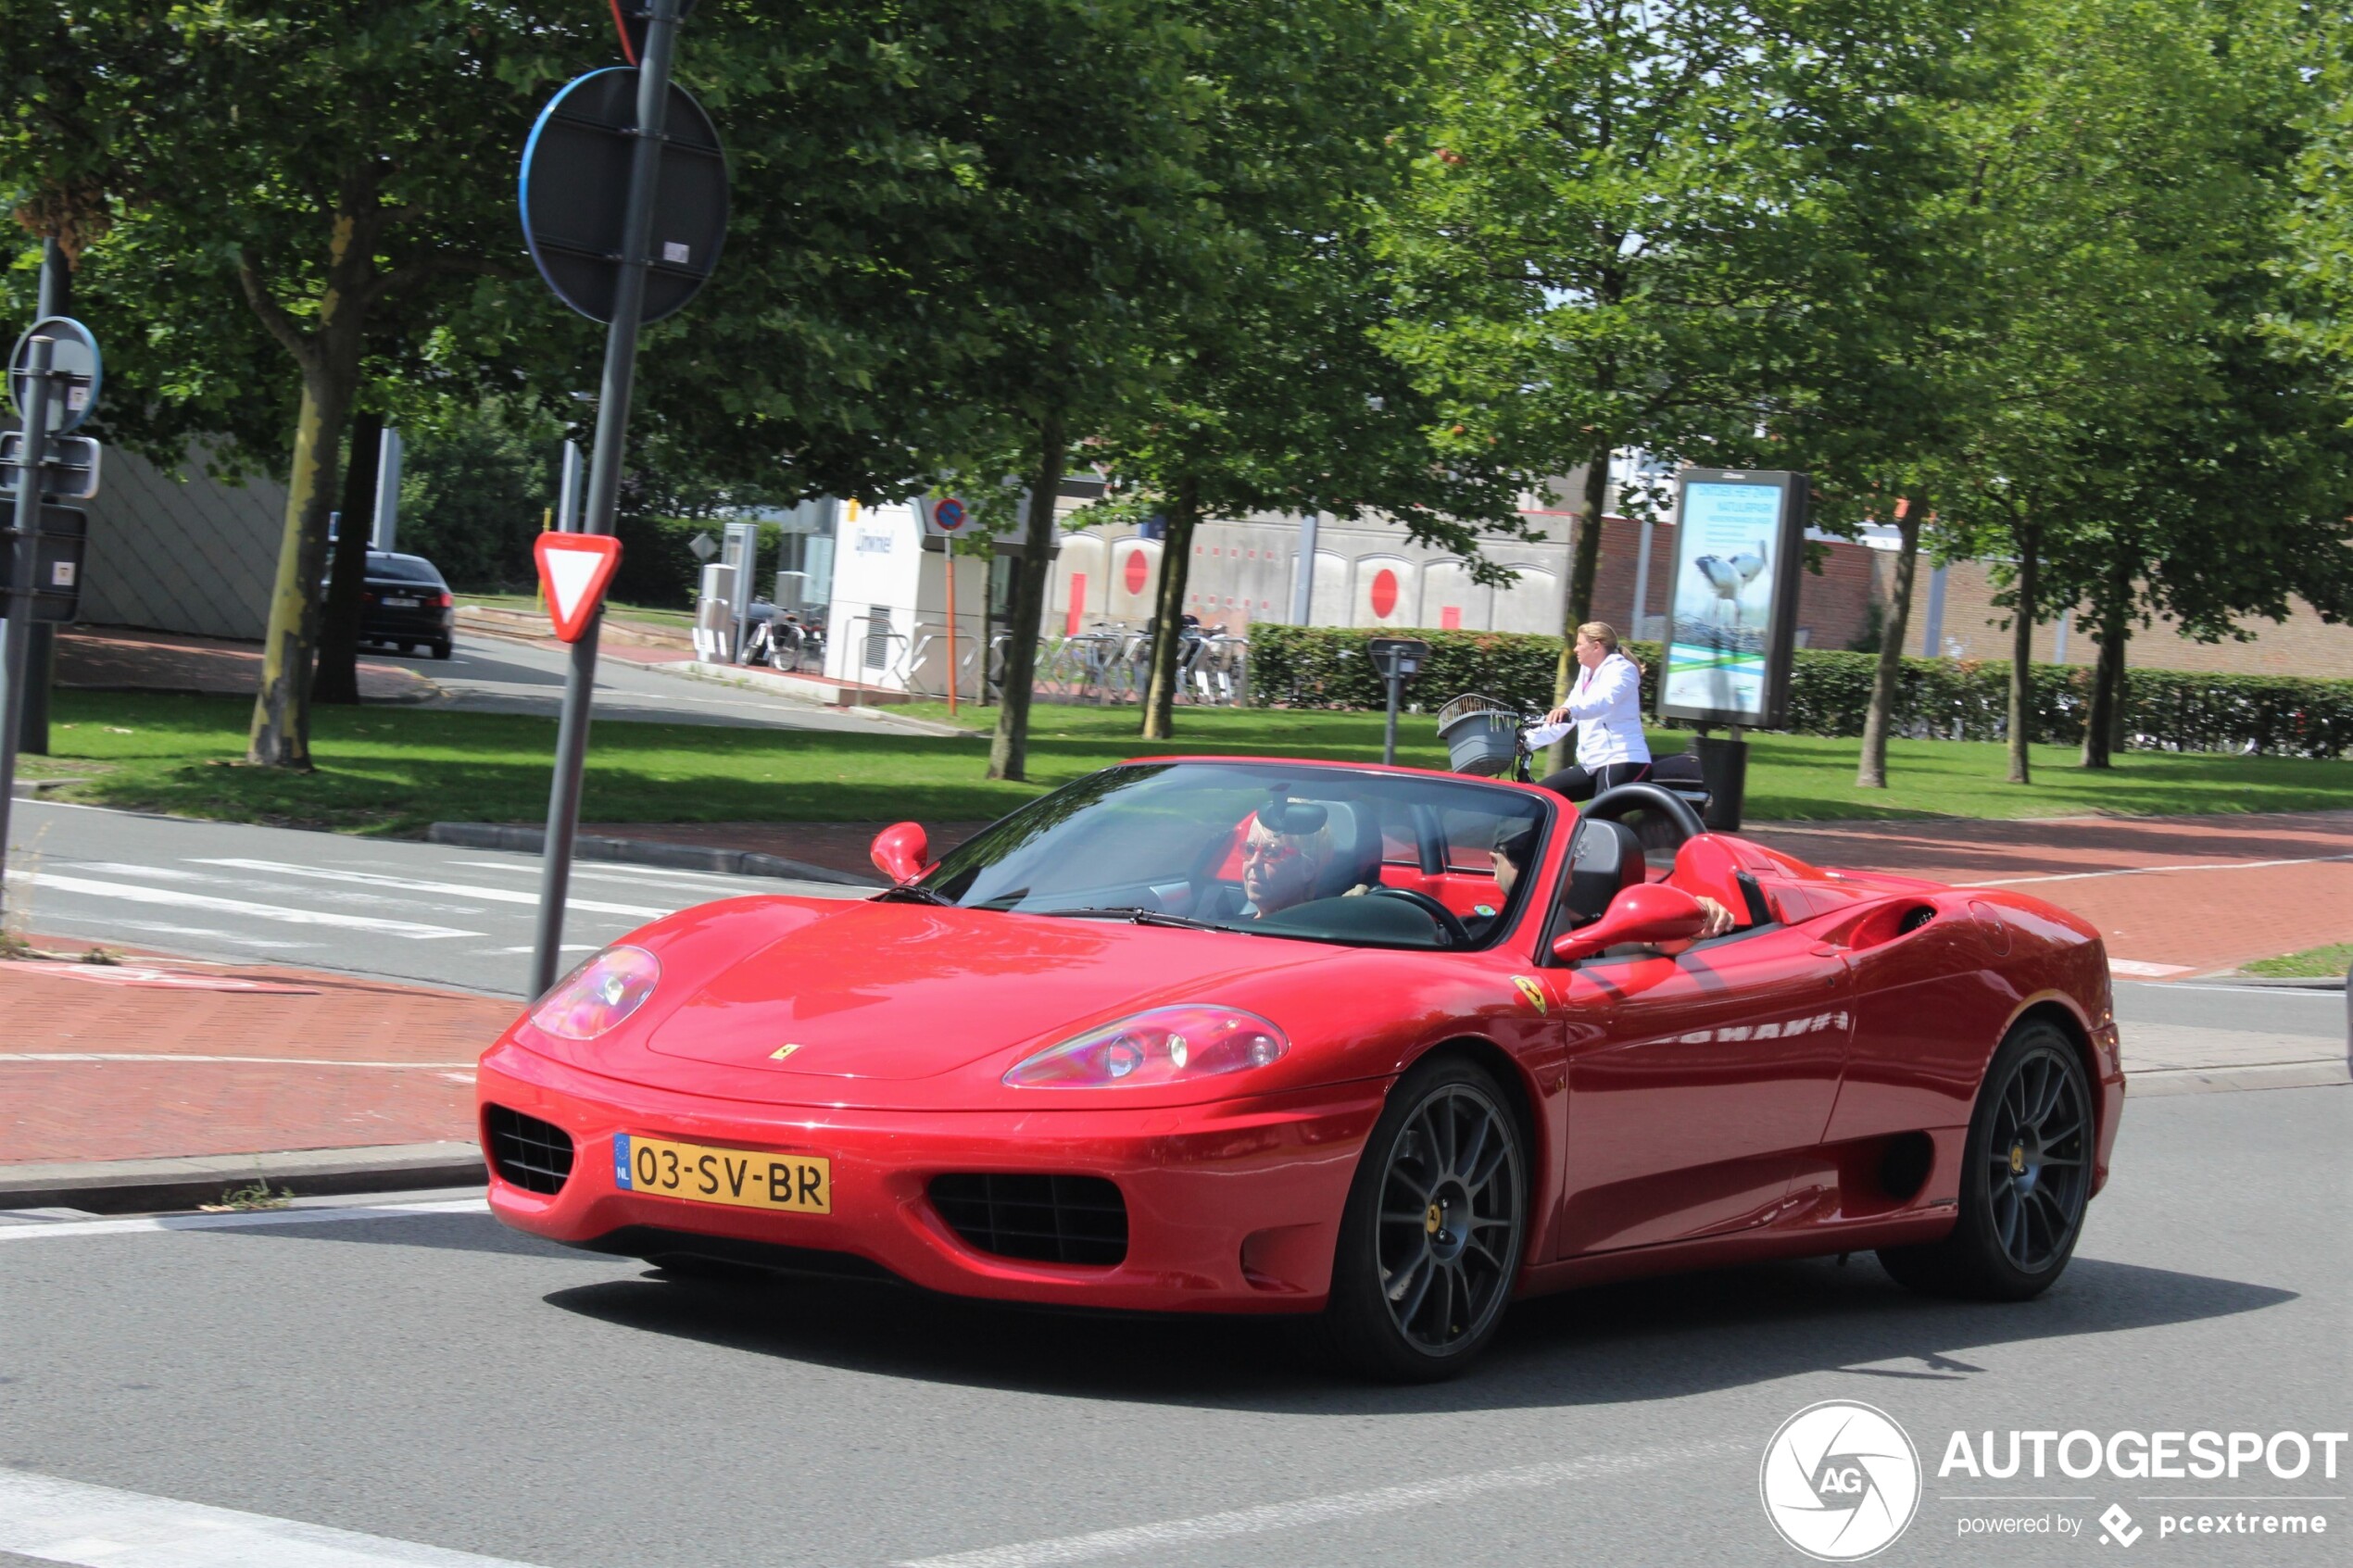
<box><xmin>1745</xmin><ymin>809</ymin><xmax>2353</xmax><ymax>977</ymax></box>
<box><xmin>0</xmin><ymin>942</ymin><xmax>516</xmax><ymax>1169</ymax></box>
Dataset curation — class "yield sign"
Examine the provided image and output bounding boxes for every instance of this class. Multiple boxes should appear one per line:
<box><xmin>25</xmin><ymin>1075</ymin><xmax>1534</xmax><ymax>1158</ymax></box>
<box><xmin>535</xmin><ymin>533</ymin><xmax>623</xmax><ymax>642</ymax></box>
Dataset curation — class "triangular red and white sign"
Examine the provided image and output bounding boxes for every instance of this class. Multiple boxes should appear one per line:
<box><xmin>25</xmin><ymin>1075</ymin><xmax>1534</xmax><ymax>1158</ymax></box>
<box><xmin>534</xmin><ymin>533</ymin><xmax>623</xmax><ymax>643</ymax></box>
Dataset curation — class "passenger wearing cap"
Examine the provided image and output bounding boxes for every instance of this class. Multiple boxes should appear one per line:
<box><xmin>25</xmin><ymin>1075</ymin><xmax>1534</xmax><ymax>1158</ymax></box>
<box><xmin>1475</xmin><ymin>820</ymin><xmax>1735</xmax><ymax>945</ymax></box>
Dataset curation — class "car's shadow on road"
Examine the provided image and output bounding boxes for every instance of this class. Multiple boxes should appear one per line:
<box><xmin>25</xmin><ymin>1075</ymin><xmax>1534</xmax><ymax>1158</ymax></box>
<box><xmin>539</xmin><ymin>1251</ymin><xmax>2295</xmax><ymax>1414</ymax></box>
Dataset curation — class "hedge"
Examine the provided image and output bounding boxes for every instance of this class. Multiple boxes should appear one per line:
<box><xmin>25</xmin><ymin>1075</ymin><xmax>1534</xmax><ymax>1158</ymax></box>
<box><xmin>1245</xmin><ymin>624</ymin><xmax>2353</xmax><ymax>759</ymax></box>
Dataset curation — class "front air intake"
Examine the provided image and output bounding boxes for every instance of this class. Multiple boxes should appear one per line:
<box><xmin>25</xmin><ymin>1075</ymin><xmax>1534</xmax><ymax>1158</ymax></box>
<box><xmin>928</xmin><ymin>1173</ymin><xmax>1128</xmax><ymax>1266</ymax></box>
<box><xmin>486</xmin><ymin>1105</ymin><xmax>574</xmax><ymax>1195</ymax></box>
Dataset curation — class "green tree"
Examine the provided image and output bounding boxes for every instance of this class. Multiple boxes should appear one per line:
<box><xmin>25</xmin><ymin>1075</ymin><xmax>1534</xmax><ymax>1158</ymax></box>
<box><xmin>1089</xmin><ymin>0</ymin><xmax>1546</xmax><ymax>742</ymax></box>
<box><xmin>1379</xmin><ymin>0</ymin><xmax>1975</xmax><ymax>761</ymax></box>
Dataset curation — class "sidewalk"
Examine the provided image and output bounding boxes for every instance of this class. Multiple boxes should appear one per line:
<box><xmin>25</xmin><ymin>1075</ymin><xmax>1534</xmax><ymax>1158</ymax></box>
<box><xmin>1745</xmin><ymin>809</ymin><xmax>2353</xmax><ymax>978</ymax></box>
<box><xmin>55</xmin><ymin>627</ymin><xmax>438</xmax><ymax>703</ymax></box>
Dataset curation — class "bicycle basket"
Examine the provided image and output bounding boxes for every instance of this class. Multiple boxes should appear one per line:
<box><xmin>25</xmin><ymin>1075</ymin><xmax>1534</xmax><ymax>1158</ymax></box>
<box><xmin>1435</xmin><ymin>694</ymin><xmax>1521</xmax><ymax>777</ymax></box>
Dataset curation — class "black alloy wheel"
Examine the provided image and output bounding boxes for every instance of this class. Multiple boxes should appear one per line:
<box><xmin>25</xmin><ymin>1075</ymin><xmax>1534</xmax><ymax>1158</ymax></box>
<box><xmin>1879</xmin><ymin>1020</ymin><xmax>2094</xmax><ymax>1299</ymax></box>
<box><xmin>1321</xmin><ymin>1058</ymin><xmax>1527</xmax><ymax>1381</ymax></box>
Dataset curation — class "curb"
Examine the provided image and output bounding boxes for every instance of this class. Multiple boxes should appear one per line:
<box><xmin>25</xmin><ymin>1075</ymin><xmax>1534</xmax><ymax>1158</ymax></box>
<box><xmin>669</xmin><ymin>661</ymin><xmax>985</xmax><ymax>739</ymax></box>
<box><xmin>2126</xmin><ymin>1060</ymin><xmax>2351</xmax><ymax>1098</ymax></box>
<box><xmin>0</xmin><ymin>1142</ymin><xmax>484</xmax><ymax>1216</ymax></box>
<box><xmin>10</xmin><ymin>777</ymin><xmax>92</xmax><ymax>799</ymax></box>
<box><xmin>426</xmin><ymin>822</ymin><xmax>879</xmax><ymax>887</ymax></box>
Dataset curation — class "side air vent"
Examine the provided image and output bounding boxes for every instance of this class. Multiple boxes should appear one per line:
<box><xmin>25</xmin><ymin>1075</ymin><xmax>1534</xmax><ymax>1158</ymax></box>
<box><xmin>928</xmin><ymin>1173</ymin><xmax>1129</xmax><ymax>1266</ymax></box>
<box><xmin>486</xmin><ymin>1105</ymin><xmax>574</xmax><ymax>1196</ymax></box>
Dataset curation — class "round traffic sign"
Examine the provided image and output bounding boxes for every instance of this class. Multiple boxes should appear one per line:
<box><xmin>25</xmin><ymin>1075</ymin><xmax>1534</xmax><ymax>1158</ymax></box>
<box><xmin>934</xmin><ymin>497</ymin><xmax>969</xmax><ymax>533</ymax></box>
<box><xmin>9</xmin><ymin>317</ymin><xmax>102</xmax><ymax>434</ymax></box>
<box><xmin>520</xmin><ymin>69</ymin><xmax>728</xmax><ymax>325</ymax></box>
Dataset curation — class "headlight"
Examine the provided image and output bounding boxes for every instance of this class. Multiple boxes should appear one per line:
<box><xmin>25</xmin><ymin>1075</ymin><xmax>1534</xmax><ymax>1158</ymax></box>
<box><xmin>1003</xmin><ymin>1006</ymin><xmax>1289</xmax><ymax>1088</ymax></box>
<box><xmin>529</xmin><ymin>946</ymin><xmax>660</xmax><ymax>1040</ymax></box>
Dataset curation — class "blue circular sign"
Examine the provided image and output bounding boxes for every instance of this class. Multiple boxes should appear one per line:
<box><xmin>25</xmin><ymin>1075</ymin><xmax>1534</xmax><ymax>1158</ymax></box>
<box><xmin>934</xmin><ymin>497</ymin><xmax>969</xmax><ymax>533</ymax></box>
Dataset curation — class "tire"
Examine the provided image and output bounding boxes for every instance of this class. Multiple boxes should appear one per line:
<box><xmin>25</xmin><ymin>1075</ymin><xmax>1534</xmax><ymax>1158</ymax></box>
<box><xmin>1318</xmin><ymin>1056</ymin><xmax>1529</xmax><ymax>1382</ymax></box>
<box><xmin>1878</xmin><ymin>1020</ymin><xmax>2094</xmax><ymax>1300</ymax></box>
<box><xmin>429</xmin><ymin>639</ymin><xmax>452</xmax><ymax>660</ymax></box>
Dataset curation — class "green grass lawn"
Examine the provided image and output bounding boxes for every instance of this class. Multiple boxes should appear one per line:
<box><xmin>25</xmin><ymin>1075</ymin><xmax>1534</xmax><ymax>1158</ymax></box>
<box><xmin>2241</xmin><ymin>942</ymin><xmax>2353</xmax><ymax>979</ymax></box>
<box><xmin>457</xmin><ymin>592</ymin><xmax>692</xmax><ymax>633</ymax></box>
<box><xmin>27</xmin><ymin>691</ymin><xmax>2353</xmax><ymax>837</ymax></box>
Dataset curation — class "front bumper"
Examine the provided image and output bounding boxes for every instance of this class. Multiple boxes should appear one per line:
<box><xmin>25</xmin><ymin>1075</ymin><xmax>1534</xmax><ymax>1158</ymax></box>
<box><xmin>479</xmin><ymin>1040</ymin><xmax>1386</xmax><ymax>1313</ymax></box>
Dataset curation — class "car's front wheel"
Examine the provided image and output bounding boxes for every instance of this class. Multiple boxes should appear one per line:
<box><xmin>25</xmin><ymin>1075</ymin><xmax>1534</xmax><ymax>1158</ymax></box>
<box><xmin>1879</xmin><ymin>1019</ymin><xmax>2094</xmax><ymax>1300</ymax></box>
<box><xmin>1320</xmin><ymin>1056</ymin><xmax>1527</xmax><ymax>1381</ymax></box>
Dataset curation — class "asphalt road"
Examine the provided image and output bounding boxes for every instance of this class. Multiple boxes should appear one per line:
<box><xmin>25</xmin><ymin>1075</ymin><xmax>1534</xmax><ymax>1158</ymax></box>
<box><xmin>390</xmin><ymin>632</ymin><xmax>950</xmax><ymax>735</ymax></box>
<box><xmin>2</xmin><ymin>799</ymin><xmax>864</xmax><ymax>997</ymax></box>
<box><xmin>0</xmin><ymin>1085</ymin><xmax>2344</xmax><ymax>1568</ymax></box>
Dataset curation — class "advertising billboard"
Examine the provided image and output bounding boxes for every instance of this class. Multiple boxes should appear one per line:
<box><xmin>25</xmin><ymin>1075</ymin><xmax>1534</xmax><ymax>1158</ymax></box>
<box><xmin>1656</xmin><ymin>469</ymin><xmax>1806</xmax><ymax>727</ymax></box>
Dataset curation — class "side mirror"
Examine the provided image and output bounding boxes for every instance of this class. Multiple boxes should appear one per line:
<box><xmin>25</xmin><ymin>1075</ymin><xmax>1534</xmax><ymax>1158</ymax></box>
<box><xmin>870</xmin><ymin>821</ymin><xmax>929</xmax><ymax>884</ymax></box>
<box><xmin>1551</xmin><ymin>882</ymin><xmax>1706</xmax><ymax>963</ymax></box>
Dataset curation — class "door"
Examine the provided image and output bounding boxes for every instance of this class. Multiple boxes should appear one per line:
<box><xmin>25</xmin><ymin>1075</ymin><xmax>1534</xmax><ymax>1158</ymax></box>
<box><xmin>1556</xmin><ymin>927</ymin><xmax>1852</xmax><ymax>1255</ymax></box>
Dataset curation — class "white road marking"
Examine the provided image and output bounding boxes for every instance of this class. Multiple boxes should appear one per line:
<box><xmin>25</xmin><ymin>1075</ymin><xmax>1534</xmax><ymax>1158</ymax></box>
<box><xmin>0</xmin><ymin>1196</ymin><xmax>488</xmax><ymax>1244</ymax></box>
<box><xmin>1963</xmin><ymin>852</ymin><xmax>2353</xmax><ymax>888</ymax></box>
<box><xmin>447</xmin><ymin>859</ymin><xmax>753</xmax><ymax>894</ymax></box>
<box><xmin>0</xmin><ymin>1054</ymin><xmax>476</xmax><ymax>1069</ymax></box>
<box><xmin>75</xmin><ymin>863</ymin><xmax>497</xmax><ymax>918</ymax></box>
<box><xmin>0</xmin><ymin>1467</ymin><xmax>547</xmax><ymax>1566</ymax></box>
<box><xmin>895</xmin><ymin>1440</ymin><xmax>1745</xmax><ymax>1568</ymax></box>
<box><xmin>23</xmin><ymin>914</ymin><xmax>320</xmax><ymax>950</ymax></box>
<box><xmin>192</xmin><ymin>859</ymin><xmax>671</xmax><ymax>918</ymax></box>
<box><xmin>492</xmin><ymin>944</ymin><xmax>597</xmax><ymax>955</ymax></box>
<box><xmin>4</xmin><ymin>872</ymin><xmax>481</xmax><ymax>940</ymax></box>
<box><xmin>2110</xmin><ymin>959</ymin><xmax>2193</xmax><ymax>978</ymax></box>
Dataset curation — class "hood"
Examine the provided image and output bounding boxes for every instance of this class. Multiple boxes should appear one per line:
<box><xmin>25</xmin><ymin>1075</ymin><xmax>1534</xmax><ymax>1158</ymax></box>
<box><xmin>642</xmin><ymin>899</ymin><xmax>1345</xmax><ymax>1082</ymax></box>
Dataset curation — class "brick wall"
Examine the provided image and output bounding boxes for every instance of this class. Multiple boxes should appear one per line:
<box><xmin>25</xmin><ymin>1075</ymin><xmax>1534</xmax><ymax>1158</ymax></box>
<box><xmin>1914</xmin><ymin>558</ymin><xmax>2353</xmax><ymax>677</ymax></box>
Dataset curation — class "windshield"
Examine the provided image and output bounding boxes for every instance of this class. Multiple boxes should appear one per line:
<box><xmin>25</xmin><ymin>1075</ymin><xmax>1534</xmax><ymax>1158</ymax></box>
<box><xmin>918</xmin><ymin>761</ymin><xmax>1553</xmax><ymax>949</ymax></box>
<box><xmin>369</xmin><ymin>554</ymin><xmax>445</xmax><ymax>585</ymax></box>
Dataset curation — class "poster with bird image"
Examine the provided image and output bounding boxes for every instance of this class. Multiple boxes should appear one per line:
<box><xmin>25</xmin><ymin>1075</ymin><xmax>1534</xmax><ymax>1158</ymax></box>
<box><xmin>1659</xmin><ymin>471</ymin><xmax>1804</xmax><ymax>725</ymax></box>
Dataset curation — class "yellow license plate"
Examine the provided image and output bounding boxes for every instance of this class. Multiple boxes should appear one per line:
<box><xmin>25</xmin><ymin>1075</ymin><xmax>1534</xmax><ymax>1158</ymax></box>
<box><xmin>614</xmin><ymin>1135</ymin><xmax>831</xmax><ymax>1214</ymax></box>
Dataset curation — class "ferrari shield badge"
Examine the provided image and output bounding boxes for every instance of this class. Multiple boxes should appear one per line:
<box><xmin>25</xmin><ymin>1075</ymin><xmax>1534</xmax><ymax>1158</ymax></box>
<box><xmin>1511</xmin><ymin>976</ymin><xmax>1547</xmax><ymax>1014</ymax></box>
<box><xmin>771</xmin><ymin>1042</ymin><xmax>804</xmax><ymax>1062</ymax></box>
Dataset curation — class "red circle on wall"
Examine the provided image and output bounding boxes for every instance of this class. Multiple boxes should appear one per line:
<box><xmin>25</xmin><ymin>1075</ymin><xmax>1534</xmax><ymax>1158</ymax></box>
<box><xmin>1124</xmin><ymin>549</ymin><xmax>1149</xmax><ymax>596</ymax></box>
<box><xmin>1370</xmin><ymin>569</ymin><xmax>1399</xmax><ymax>619</ymax></box>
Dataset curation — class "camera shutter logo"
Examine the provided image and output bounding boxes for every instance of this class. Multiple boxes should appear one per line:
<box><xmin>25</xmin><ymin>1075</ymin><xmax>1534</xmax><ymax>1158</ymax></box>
<box><xmin>1759</xmin><ymin>1400</ymin><xmax>1921</xmax><ymax>1560</ymax></box>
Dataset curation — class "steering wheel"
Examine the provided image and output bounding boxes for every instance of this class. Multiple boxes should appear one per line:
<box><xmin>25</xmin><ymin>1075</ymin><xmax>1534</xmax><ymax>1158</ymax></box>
<box><xmin>1366</xmin><ymin>886</ymin><xmax>1472</xmax><ymax>947</ymax></box>
<box><xmin>1582</xmin><ymin>781</ymin><xmax>1708</xmax><ymax>849</ymax></box>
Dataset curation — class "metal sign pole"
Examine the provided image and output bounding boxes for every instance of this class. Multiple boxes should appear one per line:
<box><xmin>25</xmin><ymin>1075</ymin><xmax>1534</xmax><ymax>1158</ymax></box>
<box><xmin>0</xmin><ymin>337</ymin><xmax>55</xmax><ymax>928</ymax></box>
<box><xmin>1382</xmin><ymin>657</ymin><xmax>1403</xmax><ymax>766</ymax></box>
<box><xmin>529</xmin><ymin>0</ymin><xmax>681</xmax><ymax>997</ymax></box>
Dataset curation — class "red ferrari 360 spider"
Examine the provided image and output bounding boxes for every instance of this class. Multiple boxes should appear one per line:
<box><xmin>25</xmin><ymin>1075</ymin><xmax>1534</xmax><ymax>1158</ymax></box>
<box><xmin>479</xmin><ymin>759</ymin><xmax>2124</xmax><ymax>1380</ymax></box>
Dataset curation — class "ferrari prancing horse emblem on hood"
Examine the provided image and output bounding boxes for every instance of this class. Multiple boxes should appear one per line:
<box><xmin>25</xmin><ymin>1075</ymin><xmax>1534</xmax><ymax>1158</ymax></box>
<box><xmin>770</xmin><ymin>1043</ymin><xmax>804</xmax><ymax>1062</ymax></box>
<box><xmin>1511</xmin><ymin>976</ymin><xmax>1547</xmax><ymax>1014</ymax></box>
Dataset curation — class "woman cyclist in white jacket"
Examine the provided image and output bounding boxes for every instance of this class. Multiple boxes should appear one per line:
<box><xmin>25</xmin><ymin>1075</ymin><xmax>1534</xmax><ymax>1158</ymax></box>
<box><xmin>1538</xmin><ymin>621</ymin><xmax>1651</xmax><ymax>801</ymax></box>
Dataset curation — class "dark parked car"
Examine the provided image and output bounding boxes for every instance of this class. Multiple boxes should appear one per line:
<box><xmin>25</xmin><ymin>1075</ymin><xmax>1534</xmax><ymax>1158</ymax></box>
<box><xmin>359</xmin><ymin>551</ymin><xmax>455</xmax><ymax>659</ymax></box>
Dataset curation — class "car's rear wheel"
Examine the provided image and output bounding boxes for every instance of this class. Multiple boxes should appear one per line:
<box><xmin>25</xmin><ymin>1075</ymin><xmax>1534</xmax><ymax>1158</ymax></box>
<box><xmin>429</xmin><ymin>639</ymin><xmax>452</xmax><ymax>660</ymax></box>
<box><xmin>1320</xmin><ymin>1056</ymin><xmax>1527</xmax><ymax>1382</ymax></box>
<box><xmin>1878</xmin><ymin>1020</ymin><xmax>2093</xmax><ymax>1300</ymax></box>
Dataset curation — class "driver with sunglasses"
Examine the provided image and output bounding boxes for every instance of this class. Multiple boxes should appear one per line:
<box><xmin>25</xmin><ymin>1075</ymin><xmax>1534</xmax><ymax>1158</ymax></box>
<box><xmin>1236</xmin><ymin>810</ymin><xmax>1337</xmax><ymax>918</ymax></box>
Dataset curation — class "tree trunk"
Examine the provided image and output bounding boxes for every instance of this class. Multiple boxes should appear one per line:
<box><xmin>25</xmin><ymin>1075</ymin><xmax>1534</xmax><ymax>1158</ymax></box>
<box><xmin>1139</xmin><ymin>473</ymin><xmax>1202</xmax><ymax>741</ymax></box>
<box><xmin>988</xmin><ymin>410</ymin><xmax>1068</xmax><ymax>782</ymax></box>
<box><xmin>311</xmin><ymin>408</ymin><xmax>384</xmax><ymax>705</ymax></box>
<box><xmin>2082</xmin><ymin>578</ymin><xmax>2130</xmax><ymax>770</ymax></box>
<box><xmin>1546</xmin><ymin>446</ymin><xmax>1613</xmax><ymax>776</ymax></box>
<box><xmin>2006</xmin><ymin>518</ymin><xmax>2041</xmax><ymax>785</ymax></box>
<box><xmin>247</xmin><ymin>367</ymin><xmax>357</xmax><ymax>766</ymax></box>
<box><xmin>1856</xmin><ymin>495</ymin><xmax>1925</xmax><ymax>789</ymax></box>
<box><xmin>244</xmin><ymin>200</ymin><xmax>371</xmax><ymax>767</ymax></box>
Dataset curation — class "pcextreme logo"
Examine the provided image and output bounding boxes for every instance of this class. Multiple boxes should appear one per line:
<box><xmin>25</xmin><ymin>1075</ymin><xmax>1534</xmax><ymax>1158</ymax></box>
<box><xmin>1761</xmin><ymin>1400</ymin><xmax>1923</xmax><ymax>1561</ymax></box>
